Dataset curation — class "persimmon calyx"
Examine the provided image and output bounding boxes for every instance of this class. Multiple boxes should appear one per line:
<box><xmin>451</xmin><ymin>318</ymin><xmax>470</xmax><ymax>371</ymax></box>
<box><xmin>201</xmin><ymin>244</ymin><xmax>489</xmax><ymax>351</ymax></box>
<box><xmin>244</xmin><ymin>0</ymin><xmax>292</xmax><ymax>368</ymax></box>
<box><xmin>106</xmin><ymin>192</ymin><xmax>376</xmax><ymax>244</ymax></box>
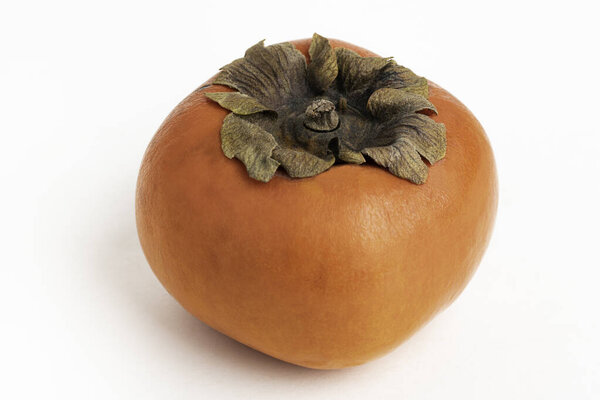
<box><xmin>205</xmin><ymin>33</ymin><xmax>446</xmax><ymax>184</ymax></box>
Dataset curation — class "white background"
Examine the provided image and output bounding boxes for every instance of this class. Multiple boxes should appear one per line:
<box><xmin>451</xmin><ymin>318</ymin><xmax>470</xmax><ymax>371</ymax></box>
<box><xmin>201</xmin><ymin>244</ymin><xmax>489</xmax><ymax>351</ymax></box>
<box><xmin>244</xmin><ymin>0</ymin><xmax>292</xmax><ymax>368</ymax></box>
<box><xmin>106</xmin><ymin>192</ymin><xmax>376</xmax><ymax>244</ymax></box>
<box><xmin>2</xmin><ymin>0</ymin><xmax>599</xmax><ymax>398</ymax></box>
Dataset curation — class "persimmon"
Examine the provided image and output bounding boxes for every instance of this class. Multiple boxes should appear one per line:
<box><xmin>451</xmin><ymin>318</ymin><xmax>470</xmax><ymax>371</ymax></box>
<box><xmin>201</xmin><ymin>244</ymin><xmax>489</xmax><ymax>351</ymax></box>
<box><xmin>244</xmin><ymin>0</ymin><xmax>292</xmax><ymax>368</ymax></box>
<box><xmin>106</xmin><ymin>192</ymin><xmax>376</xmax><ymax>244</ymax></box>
<box><xmin>136</xmin><ymin>34</ymin><xmax>498</xmax><ymax>369</ymax></box>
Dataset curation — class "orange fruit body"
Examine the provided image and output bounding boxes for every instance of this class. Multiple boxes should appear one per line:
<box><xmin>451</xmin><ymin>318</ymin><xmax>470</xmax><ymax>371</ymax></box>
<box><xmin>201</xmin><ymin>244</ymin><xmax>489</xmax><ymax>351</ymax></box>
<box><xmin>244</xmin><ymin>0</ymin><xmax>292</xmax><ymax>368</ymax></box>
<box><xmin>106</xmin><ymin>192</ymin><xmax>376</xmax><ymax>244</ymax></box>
<box><xmin>136</xmin><ymin>38</ymin><xmax>498</xmax><ymax>369</ymax></box>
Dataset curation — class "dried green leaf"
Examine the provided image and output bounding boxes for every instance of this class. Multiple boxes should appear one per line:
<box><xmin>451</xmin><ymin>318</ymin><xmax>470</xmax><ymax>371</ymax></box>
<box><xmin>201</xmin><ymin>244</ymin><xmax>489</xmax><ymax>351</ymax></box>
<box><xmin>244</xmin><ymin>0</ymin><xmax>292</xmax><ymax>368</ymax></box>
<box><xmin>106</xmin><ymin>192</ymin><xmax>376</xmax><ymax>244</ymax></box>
<box><xmin>376</xmin><ymin>60</ymin><xmax>429</xmax><ymax>98</ymax></box>
<box><xmin>362</xmin><ymin>138</ymin><xmax>429</xmax><ymax>184</ymax></box>
<box><xmin>205</xmin><ymin>92</ymin><xmax>273</xmax><ymax>115</ymax></box>
<box><xmin>335</xmin><ymin>48</ymin><xmax>390</xmax><ymax>99</ymax></box>
<box><xmin>214</xmin><ymin>41</ymin><xmax>308</xmax><ymax>109</ymax></box>
<box><xmin>307</xmin><ymin>33</ymin><xmax>338</xmax><ymax>93</ymax></box>
<box><xmin>367</xmin><ymin>88</ymin><xmax>437</xmax><ymax>119</ymax></box>
<box><xmin>220</xmin><ymin>114</ymin><xmax>280</xmax><ymax>182</ymax></box>
<box><xmin>271</xmin><ymin>147</ymin><xmax>335</xmax><ymax>178</ymax></box>
<box><xmin>209</xmin><ymin>34</ymin><xmax>444</xmax><ymax>184</ymax></box>
<box><xmin>391</xmin><ymin>114</ymin><xmax>446</xmax><ymax>164</ymax></box>
<box><xmin>336</xmin><ymin>139</ymin><xmax>366</xmax><ymax>164</ymax></box>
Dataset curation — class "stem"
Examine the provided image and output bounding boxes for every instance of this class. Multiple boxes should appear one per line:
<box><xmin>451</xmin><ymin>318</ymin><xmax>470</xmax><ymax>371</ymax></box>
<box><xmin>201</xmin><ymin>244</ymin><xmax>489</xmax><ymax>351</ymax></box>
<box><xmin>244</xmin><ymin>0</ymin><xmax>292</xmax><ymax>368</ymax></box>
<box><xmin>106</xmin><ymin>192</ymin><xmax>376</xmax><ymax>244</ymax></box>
<box><xmin>303</xmin><ymin>99</ymin><xmax>339</xmax><ymax>132</ymax></box>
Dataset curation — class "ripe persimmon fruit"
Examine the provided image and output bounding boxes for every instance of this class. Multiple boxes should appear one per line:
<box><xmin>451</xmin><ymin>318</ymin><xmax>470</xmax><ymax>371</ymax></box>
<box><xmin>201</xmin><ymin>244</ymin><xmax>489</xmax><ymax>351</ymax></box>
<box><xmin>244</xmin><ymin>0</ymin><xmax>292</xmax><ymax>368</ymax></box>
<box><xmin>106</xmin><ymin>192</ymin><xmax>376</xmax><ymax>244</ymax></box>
<box><xmin>136</xmin><ymin>35</ymin><xmax>498</xmax><ymax>369</ymax></box>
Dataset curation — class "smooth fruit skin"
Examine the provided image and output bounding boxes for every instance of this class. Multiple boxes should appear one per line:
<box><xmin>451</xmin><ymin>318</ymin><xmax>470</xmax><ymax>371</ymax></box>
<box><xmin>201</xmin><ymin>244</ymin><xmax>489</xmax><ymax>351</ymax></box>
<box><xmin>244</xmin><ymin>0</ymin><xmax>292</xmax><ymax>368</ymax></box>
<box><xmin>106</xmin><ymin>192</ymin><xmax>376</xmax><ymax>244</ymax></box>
<box><xmin>136</xmin><ymin>39</ymin><xmax>498</xmax><ymax>369</ymax></box>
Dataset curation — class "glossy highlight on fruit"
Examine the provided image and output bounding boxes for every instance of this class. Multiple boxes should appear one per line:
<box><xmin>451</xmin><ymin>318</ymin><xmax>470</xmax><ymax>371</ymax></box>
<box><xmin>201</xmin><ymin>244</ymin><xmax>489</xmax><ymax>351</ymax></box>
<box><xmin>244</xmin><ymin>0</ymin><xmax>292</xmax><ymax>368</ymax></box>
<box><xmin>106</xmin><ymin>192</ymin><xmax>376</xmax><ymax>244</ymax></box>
<box><xmin>136</xmin><ymin>36</ymin><xmax>498</xmax><ymax>369</ymax></box>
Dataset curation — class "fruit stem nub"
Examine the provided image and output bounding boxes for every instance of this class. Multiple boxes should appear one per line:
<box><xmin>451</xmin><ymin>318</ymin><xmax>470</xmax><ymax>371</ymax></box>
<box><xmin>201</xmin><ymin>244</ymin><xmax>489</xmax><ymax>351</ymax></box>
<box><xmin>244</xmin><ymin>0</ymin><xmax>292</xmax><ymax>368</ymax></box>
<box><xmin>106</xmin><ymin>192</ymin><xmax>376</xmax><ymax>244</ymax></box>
<box><xmin>303</xmin><ymin>99</ymin><xmax>339</xmax><ymax>132</ymax></box>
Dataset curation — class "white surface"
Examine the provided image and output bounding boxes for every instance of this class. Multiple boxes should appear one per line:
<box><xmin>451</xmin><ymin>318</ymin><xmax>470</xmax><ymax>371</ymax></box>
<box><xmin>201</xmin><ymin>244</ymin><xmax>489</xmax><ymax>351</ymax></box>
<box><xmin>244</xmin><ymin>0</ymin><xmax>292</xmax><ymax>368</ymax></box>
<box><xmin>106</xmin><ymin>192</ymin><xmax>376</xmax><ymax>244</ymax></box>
<box><xmin>2</xmin><ymin>1</ymin><xmax>599</xmax><ymax>398</ymax></box>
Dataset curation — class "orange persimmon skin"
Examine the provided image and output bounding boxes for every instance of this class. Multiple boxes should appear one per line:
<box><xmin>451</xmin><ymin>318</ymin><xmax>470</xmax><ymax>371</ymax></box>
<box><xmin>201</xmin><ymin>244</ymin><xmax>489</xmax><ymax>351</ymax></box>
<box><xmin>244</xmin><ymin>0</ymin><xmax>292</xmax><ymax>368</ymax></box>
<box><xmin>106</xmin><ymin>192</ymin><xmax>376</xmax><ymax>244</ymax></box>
<box><xmin>135</xmin><ymin>38</ymin><xmax>498</xmax><ymax>369</ymax></box>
